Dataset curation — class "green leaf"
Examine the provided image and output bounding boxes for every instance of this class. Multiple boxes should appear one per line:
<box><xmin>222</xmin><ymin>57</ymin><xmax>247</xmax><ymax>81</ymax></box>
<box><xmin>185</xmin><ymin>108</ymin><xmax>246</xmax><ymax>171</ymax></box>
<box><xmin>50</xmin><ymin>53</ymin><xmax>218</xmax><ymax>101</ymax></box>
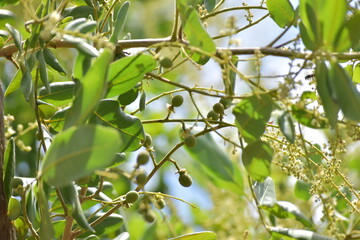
<box><xmin>315</xmin><ymin>61</ymin><xmax>339</xmax><ymax>128</ymax></box>
<box><xmin>5</xmin><ymin>70</ymin><xmax>22</xmax><ymax>97</ymax></box>
<box><xmin>43</xmin><ymin>49</ymin><xmax>66</xmax><ymax>75</ymax></box>
<box><xmin>63</xmin><ymin>6</ymin><xmax>95</xmax><ymax>19</ymax></box>
<box><xmin>117</xmin><ymin>87</ymin><xmax>139</xmax><ymax>106</ymax></box>
<box><xmin>269</xmin><ymin>227</ymin><xmax>333</xmax><ymax>240</ymax></box>
<box><xmin>330</xmin><ymin>61</ymin><xmax>360</xmax><ymax>121</ymax></box>
<box><xmin>79</xmin><ymin>213</ymin><xmax>123</xmax><ymax>238</ymax></box>
<box><xmin>49</xmin><ymin>107</ymin><xmax>68</xmax><ymax>132</ymax></box>
<box><xmin>110</xmin><ymin>1</ymin><xmax>130</xmax><ymax>43</ymax></box>
<box><xmin>64</xmin><ymin>48</ymin><xmax>113</xmax><ymax>129</ymax></box>
<box><xmin>294</xmin><ymin>180</ymin><xmax>312</xmax><ymax>201</ymax></box>
<box><xmin>291</xmin><ymin>105</ymin><xmax>327</xmax><ymax>129</ymax></box>
<box><xmin>36</xmin><ymin>50</ymin><xmax>51</xmax><ymax>93</ymax></box>
<box><xmin>299</xmin><ymin>0</ymin><xmax>347</xmax><ymax>50</ymax></box>
<box><xmin>19</xmin><ymin>61</ymin><xmax>33</xmax><ymax>102</ymax></box>
<box><xmin>5</xmin><ymin>23</ymin><xmax>22</xmax><ymax>56</ymax></box>
<box><xmin>169</xmin><ymin>231</ymin><xmax>217</xmax><ymax>240</ymax></box>
<box><xmin>38</xmin><ymin>82</ymin><xmax>75</xmax><ymax>107</ymax></box>
<box><xmin>242</xmin><ymin>141</ymin><xmax>273</xmax><ymax>182</ymax></box>
<box><xmin>3</xmin><ymin>138</ymin><xmax>15</xmax><ymax>202</ymax></box>
<box><xmin>0</xmin><ymin>9</ymin><xmax>15</xmax><ymax>28</ymax></box>
<box><xmin>232</xmin><ymin>93</ymin><xmax>273</xmax><ymax>143</ymax></box>
<box><xmin>107</xmin><ymin>54</ymin><xmax>156</xmax><ymax>98</ymax></box>
<box><xmin>185</xmin><ymin>132</ymin><xmax>243</xmax><ymax>195</ymax></box>
<box><xmin>59</xmin><ymin>183</ymin><xmax>95</xmax><ymax>232</ymax></box>
<box><xmin>254</xmin><ymin>177</ymin><xmax>276</xmax><ymax>206</ymax></box>
<box><xmin>261</xmin><ymin>201</ymin><xmax>314</xmax><ymax>228</ymax></box>
<box><xmin>74</xmin><ymin>53</ymin><xmax>92</xmax><ymax>80</ymax></box>
<box><xmin>89</xmin><ymin>100</ymin><xmax>145</xmax><ymax>152</ymax></box>
<box><xmin>40</xmin><ymin>125</ymin><xmax>122</xmax><ymax>187</ymax></box>
<box><xmin>53</xmin><ymin>220</ymin><xmax>66</xmax><ymax>238</ymax></box>
<box><xmin>344</xmin><ymin>13</ymin><xmax>360</xmax><ymax>51</ymax></box>
<box><xmin>64</xmin><ymin>35</ymin><xmax>99</xmax><ymax>57</ymax></box>
<box><xmin>37</xmin><ymin>182</ymin><xmax>55</xmax><ymax>240</ymax></box>
<box><xmin>352</xmin><ymin>62</ymin><xmax>360</xmax><ymax>84</ymax></box>
<box><xmin>177</xmin><ymin>0</ymin><xmax>216</xmax><ymax>64</ymax></box>
<box><xmin>278</xmin><ymin>111</ymin><xmax>295</xmax><ymax>143</ymax></box>
<box><xmin>266</xmin><ymin>0</ymin><xmax>295</xmax><ymax>28</ymax></box>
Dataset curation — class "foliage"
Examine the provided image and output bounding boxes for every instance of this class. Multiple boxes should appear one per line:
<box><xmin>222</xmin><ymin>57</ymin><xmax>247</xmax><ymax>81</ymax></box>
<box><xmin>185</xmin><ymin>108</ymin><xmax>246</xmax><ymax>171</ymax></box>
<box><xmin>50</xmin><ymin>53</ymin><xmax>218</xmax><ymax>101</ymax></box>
<box><xmin>0</xmin><ymin>0</ymin><xmax>360</xmax><ymax>239</ymax></box>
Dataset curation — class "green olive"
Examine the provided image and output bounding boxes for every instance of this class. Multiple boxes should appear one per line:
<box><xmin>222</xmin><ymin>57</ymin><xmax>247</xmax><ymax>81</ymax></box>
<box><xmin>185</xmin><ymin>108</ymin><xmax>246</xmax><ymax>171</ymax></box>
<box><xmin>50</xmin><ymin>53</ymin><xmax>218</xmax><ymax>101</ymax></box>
<box><xmin>159</xmin><ymin>56</ymin><xmax>173</xmax><ymax>68</ymax></box>
<box><xmin>184</xmin><ymin>135</ymin><xmax>196</xmax><ymax>148</ymax></box>
<box><xmin>213</xmin><ymin>102</ymin><xmax>225</xmax><ymax>114</ymax></box>
<box><xmin>207</xmin><ymin>110</ymin><xmax>219</xmax><ymax>121</ymax></box>
<box><xmin>125</xmin><ymin>190</ymin><xmax>139</xmax><ymax>203</ymax></box>
<box><xmin>171</xmin><ymin>95</ymin><xmax>184</xmax><ymax>107</ymax></box>
<box><xmin>137</xmin><ymin>151</ymin><xmax>150</xmax><ymax>165</ymax></box>
<box><xmin>178</xmin><ymin>172</ymin><xmax>192</xmax><ymax>187</ymax></box>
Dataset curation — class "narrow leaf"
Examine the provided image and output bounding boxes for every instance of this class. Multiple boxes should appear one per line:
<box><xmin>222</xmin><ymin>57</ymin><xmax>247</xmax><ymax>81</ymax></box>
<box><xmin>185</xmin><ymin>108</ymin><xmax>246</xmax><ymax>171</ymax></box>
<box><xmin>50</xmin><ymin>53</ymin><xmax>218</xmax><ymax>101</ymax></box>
<box><xmin>36</xmin><ymin>50</ymin><xmax>50</xmax><ymax>93</ymax></box>
<box><xmin>3</xmin><ymin>138</ymin><xmax>15</xmax><ymax>202</ymax></box>
<box><xmin>315</xmin><ymin>61</ymin><xmax>339</xmax><ymax>128</ymax></box>
<box><xmin>278</xmin><ymin>111</ymin><xmax>295</xmax><ymax>143</ymax></box>
<box><xmin>64</xmin><ymin>48</ymin><xmax>113</xmax><ymax>129</ymax></box>
<box><xmin>269</xmin><ymin>227</ymin><xmax>333</xmax><ymax>240</ymax></box>
<box><xmin>5</xmin><ymin>23</ymin><xmax>22</xmax><ymax>56</ymax></box>
<box><xmin>43</xmin><ymin>49</ymin><xmax>66</xmax><ymax>75</ymax></box>
<box><xmin>169</xmin><ymin>231</ymin><xmax>217</xmax><ymax>240</ymax></box>
<box><xmin>59</xmin><ymin>183</ymin><xmax>95</xmax><ymax>232</ymax></box>
<box><xmin>330</xmin><ymin>61</ymin><xmax>360</xmax><ymax>121</ymax></box>
<box><xmin>37</xmin><ymin>182</ymin><xmax>54</xmax><ymax>239</ymax></box>
<box><xmin>242</xmin><ymin>141</ymin><xmax>273</xmax><ymax>182</ymax></box>
<box><xmin>40</xmin><ymin>125</ymin><xmax>123</xmax><ymax>187</ymax></box>
<box><xmin>110</xmin><ymin>1</ymin><xmax>130</xmax><ymax>43</ymax></box>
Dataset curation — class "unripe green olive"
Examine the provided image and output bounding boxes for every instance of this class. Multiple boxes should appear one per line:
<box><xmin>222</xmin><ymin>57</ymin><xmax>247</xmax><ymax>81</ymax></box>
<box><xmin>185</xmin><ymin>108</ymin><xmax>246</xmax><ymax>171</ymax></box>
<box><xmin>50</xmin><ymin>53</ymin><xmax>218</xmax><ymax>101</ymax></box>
<box><xmin>136</xmin><ymin>173</ymin><xmax>147</xmax><ymax>186</ymax></box>
<box><xmin>159</xmin><ymin>56</ymin><xmax>173</xmax><ymax>68</ymax></box>
<box><xmin>178</xmin><ymin>172</ymin><xmax>192</xmax><ymax>187</ymax></box>
<box><xmin>213</xmin><ymin>102</ymin><xmax>225</xmax><ymax>114</ymax></box>
<box><xmin>125</xmin><ymin>190</ymin><xmax>139</xmax><ymax>203</ymax></box>
<box><xmin>11</xmin><ymin>178</ymin><xmax>23</xmax><ymax>189</ymax></box>
<box><xmin>184</xmin><ymin>135</ymin><xmax>196</xmax><ymax>148</ymax></box>
<box><xmin>137</xmin><ymin>151</ymin><xmax>149</xmax><ymax>165</ymax></box>
<box><xmin>207</xmin><ymin>110</ymin><xmax>219</xmax><ymax>121</ymax></box>
<box><xmin>220</xmin><ymin>97</ymin><xmax>232</xmax><ymax>109</ymax></box>
<box><xmin>144</xmin><ymin>211</ymin><xmax>156</xmax><ymax>223</ymax></box>
<box><xmin>143</xmin><ymin>133</ymin><xmax>152</xmax><ymax>147</ymax></box>
<box><xmin>171</xmin><ymin>95</ymin><xmax>184</xmax><ymax>107</ymax></box>
<box><xmin>155</xmin><ymin>198</ymin><xmax>166</xmax><ymax>209</ymax></box>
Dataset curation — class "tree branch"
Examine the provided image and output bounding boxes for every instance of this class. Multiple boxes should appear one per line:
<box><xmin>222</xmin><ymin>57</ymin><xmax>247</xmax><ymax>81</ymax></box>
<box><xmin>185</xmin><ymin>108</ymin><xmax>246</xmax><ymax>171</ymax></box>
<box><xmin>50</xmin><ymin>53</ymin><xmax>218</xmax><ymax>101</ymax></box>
<box><xmin>1</xmin><ymin>37</ymin><xmax>360</xmax><ymax>60</ymax></box>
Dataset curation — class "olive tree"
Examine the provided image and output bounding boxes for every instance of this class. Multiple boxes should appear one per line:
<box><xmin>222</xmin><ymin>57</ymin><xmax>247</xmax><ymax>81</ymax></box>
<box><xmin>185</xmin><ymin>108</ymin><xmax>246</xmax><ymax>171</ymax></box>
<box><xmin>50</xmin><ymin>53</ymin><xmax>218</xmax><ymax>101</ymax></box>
<box><xmin>1</xmin><ymin>0</ymin><xmax>360</xmax><ymax>239</ymax></box>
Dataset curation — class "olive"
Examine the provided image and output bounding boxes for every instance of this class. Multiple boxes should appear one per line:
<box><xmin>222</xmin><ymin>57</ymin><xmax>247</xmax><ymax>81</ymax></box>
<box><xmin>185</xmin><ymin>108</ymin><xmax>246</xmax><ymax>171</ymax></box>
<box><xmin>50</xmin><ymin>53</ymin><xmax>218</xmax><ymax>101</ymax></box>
<box><xmin>171</xmin><ymin>95</ymin><xmax>184</xmax><ymax>107</ymax></box>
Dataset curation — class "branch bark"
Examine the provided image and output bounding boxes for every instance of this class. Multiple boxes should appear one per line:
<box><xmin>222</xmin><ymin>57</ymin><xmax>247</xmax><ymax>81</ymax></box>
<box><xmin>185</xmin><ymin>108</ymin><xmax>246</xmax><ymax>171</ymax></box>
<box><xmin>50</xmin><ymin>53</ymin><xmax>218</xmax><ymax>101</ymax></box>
<box><xmin>1</xmin><ymin>38</ymin><xmax>360</xmax><ymax>60</ymax></box>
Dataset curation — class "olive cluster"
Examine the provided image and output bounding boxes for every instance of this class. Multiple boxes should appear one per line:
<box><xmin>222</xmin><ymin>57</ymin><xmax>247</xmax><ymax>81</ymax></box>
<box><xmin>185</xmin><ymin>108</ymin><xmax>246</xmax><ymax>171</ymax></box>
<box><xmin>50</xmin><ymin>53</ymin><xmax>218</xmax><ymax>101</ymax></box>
<box><xmin>207</xmin><ymin>97</ymin><xmax>231</xmax><ymax>121</ymax></box>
